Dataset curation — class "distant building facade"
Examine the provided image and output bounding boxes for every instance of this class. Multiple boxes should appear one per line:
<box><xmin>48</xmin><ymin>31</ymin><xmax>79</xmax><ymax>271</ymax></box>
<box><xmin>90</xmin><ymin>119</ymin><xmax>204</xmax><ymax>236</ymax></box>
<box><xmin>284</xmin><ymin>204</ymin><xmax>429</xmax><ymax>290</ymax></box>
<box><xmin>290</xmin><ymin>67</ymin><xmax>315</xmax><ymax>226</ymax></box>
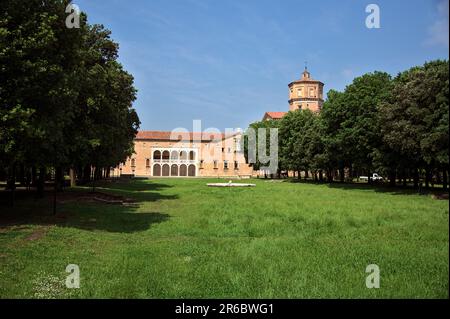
<box><xmin>114</xmin><ymin>131</ymin><xmax>253</xmax><ymax>178</ymax></box>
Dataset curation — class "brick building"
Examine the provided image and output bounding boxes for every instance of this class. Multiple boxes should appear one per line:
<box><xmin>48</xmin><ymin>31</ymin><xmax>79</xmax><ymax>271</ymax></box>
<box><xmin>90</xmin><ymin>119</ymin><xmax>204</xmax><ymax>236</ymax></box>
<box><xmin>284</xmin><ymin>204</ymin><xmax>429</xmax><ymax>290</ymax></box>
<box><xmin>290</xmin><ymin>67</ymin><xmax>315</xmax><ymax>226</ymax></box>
<box><xmin>114</xmin><ymin>131</ymin><xmax>253</xmax><ymax>178</ymax></box>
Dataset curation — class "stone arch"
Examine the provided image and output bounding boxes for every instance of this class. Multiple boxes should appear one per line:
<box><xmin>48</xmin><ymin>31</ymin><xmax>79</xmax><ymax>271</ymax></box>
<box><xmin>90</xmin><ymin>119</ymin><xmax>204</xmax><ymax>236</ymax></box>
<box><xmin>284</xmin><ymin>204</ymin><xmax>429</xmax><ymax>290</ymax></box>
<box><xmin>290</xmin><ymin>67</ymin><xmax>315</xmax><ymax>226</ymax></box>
<box><xmin>188</xmin><ymin>164</ymin><xmax>196</xmax><ymax>177</ymax></box>
<box><xmin>153</xmin><ymin>164</ymin><xmax>161</xmax><ymax>176</ymax></box>
<box><xmin>171</xmin><ymin>164</ymin><xmax>178</xmax><ymax>176</ymax></box>
<box><xmin>162</xmin><ymin>150</ymin><xmax>170</xmax><ymax>161</ymax></box>
<box><xmin>170</xmin><ymin>150</ymin><xmax>179</xmax><ymax>160</ymax></box>
<box><xmin>153</xmin><ymin>150</ymin><xmax>161</xmax><ymax>160</ymax></box>
<box><xmin>162</xmin><ymin>164</ymin><xmax>170</xmax><ymax>176</ymax></box>
<box><xmin>179</xmin><ymin>164</ymin><xmax>187</xmax><ymax>176</ymax></box>
<box><xmin>180</xmin><ymin>151</ymin><xmax>188</xmax><ymax>160</ymax></box>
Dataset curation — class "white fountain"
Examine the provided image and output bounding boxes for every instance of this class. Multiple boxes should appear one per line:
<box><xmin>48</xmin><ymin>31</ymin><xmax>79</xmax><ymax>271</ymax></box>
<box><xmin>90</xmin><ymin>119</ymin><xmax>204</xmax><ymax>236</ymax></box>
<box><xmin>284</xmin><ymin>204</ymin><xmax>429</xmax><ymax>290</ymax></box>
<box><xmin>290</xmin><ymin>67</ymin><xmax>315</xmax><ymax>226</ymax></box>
<box><xmin>207</xmin><ymin>180</ymin><xmax>256</xmax><ymax>187</ymax></box>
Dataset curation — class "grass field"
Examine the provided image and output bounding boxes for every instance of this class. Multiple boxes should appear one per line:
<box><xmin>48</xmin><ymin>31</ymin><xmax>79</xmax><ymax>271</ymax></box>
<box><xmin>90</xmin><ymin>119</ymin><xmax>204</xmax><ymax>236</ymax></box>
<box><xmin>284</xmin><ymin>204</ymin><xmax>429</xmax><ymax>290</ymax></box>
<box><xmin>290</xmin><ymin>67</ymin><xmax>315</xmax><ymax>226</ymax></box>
<box><xmin>0</xmin><ymin>178</ymin><xmax>448</xmax><ymax>298</ymax></box>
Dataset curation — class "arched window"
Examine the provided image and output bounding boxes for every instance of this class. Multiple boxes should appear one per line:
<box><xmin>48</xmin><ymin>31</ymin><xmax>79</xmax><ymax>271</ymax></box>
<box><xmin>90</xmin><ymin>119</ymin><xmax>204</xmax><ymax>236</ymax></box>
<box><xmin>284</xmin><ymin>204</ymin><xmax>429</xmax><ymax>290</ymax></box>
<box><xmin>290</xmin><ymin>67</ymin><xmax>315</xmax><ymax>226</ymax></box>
<box><xmin>153</xmin><ymin>164</ymin><xmax>161</xmax><ymax>176</ymax></box>
<box><xmin>189</xmin><ymin>151</ymin><xmax>195</xmax><ymax>161</ymax></box>
<box><xmin>171</xmin><ymin>164</ymin><xmax>178</xmax><ymax>176</ymax></box>
<box><xmin>162</xmin><ymin>151</ymin><xmax>170</xmax><ymax>161</ymax></box>
<box><xmin>188</xmin><ymin>165</ymin><xmax>196</xmax><ymax>177</ymax></box>
<box><xmin>180</xmin><ymin>151</ymin><xmax>188</xmax><ymax>160</ymax></box>
<box><xmin>153</xmin><ymin>150</ymin><xmax>161</xmax><ymax>160</ymax></box>
<box><xmin>162</xmin><ymin>164</ymin><xmax>170</xmax><ymax>176</ymax></box>
<box><xmin>180</xmin><ymin>164</ymin><xmax>187</xmax><ymax>176</ymax></box>
<box><xmin>171</xmin><ymin>151</ymin><xmax>179</xmax><ymax>160</ymax></box>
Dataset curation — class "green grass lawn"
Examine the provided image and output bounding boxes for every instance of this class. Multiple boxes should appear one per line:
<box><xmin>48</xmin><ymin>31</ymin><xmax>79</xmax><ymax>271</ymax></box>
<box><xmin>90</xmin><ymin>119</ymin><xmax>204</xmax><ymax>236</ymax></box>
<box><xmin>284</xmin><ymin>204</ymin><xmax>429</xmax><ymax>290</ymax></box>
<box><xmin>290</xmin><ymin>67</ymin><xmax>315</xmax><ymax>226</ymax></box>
<box><xmin>0</xmin><ymin>178</ymin><xmax>448</xmax><ymax>298</ymax></box>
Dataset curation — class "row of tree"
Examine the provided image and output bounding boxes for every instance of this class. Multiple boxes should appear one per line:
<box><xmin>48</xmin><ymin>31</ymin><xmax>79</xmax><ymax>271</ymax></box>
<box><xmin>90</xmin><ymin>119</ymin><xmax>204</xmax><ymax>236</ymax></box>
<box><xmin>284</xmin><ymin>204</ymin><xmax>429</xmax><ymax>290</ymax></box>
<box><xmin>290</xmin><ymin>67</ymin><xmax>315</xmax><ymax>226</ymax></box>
<box><xmin>0</xmin><ymin>0</ymin><xmax>140</xmax><ymax>196</ymax></box>
<box><xmin>247</xmin><ymin>60</ymin><xmax>449</xmax><ymax>189</ymax></box>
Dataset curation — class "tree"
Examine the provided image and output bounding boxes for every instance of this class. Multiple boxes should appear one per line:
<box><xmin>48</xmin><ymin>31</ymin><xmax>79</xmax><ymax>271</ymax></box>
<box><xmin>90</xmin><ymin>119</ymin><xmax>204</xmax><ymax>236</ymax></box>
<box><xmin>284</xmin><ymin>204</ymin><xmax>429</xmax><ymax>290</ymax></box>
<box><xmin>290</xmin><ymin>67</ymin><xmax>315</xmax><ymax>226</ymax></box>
<box><xmin>379</xmin><ymin>60</ymin><xmax>449</xmax><ymax>189</ymax></box>
<box><xmin>279</xmin><ymin>109</ymin><xmax>318</xmax><ymax>179</ymax></box>
<box><xmin>244</xmin><ymin>119</ymin><xmax>279</xmax><ymax>178</ymax></box>
<box><xmin>0</xmin><ymin>0</ymin><xmax>140</xmax><ymax>205</ymax></box>
<box><xmin>320</xmin><ymin>89</ymin><xmax>348</xmax><ymax>181</ymax></box>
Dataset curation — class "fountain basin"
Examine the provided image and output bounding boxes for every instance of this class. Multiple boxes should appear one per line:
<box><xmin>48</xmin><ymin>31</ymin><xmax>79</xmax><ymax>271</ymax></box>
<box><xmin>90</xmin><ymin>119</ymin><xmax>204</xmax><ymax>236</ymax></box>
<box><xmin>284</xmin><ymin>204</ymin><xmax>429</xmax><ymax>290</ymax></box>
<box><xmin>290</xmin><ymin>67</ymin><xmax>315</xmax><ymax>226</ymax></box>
<box><xmin>207</xmin><ymin>183</ymin><xmax>256</xmax><ymax>187</ymax></box>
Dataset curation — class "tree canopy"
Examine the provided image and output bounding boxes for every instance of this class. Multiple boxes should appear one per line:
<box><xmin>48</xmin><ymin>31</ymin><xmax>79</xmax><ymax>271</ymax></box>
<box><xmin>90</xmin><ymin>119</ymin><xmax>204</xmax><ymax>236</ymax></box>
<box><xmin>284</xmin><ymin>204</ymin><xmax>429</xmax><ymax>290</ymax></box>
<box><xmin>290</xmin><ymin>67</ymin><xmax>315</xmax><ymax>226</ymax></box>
<box><xmin>247</xmin><ymin>60</ymin><xmax>448</xmax><ymax>189</ymax></box>
<box><xmin>0</xmin><ymin>0</ymin><xmax>140</xmax><ymax>192</ymax></box>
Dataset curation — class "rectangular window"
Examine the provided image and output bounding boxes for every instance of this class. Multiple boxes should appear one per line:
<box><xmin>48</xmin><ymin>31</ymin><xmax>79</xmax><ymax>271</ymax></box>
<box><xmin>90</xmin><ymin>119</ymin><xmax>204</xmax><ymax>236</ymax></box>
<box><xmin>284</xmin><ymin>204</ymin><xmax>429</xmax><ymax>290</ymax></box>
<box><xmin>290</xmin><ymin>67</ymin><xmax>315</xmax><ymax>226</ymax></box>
<box><xmin>213</xmin><ymin>160</ymin><xmax>218</xmax><ymax>169</ymax></box>
<box><xmin>234</xmin><ymin>138</ymin><xmax>241</xmax><ymax>152</ymax></box>
<box><xmin>297</xmin><ymin>89</ymin><xmax>302</xmax><ymax>97</ymax></box>
<box><xmin>131</xmin><ymin>159</ymin><xmax>136</xmax><ymax>167</ymax></box>
<box><xmin>234</xmin><ymin>161</ymin><xmax>239</xmax><ymax>170</ymax></box>
<box><xmin>224</xmin><ymin>160</ymin><xmax>229</xmax><ymax>170</ymax></box>
<box><xmin>200</xmin><ymin>160</ymin><xmax>204</xmax><ymax>169</ymax></box>
<box><xmin>146</xmin><ymin>159</ymin><xmax>150</xmax><ymax>167</ymax></box>
<box><xmin>309</xmin><ymin>88</ymin><xmax>315</xmax><ymax>97</ymax></box>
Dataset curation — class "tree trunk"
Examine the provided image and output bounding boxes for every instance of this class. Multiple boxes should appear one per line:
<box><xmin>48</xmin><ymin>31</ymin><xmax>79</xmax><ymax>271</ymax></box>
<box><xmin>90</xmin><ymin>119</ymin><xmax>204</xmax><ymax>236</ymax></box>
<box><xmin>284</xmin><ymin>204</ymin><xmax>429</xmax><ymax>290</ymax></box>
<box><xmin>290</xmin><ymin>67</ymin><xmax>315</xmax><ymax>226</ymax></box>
<box><xmin>37</xmin><ymin>167</ymin><xmax>46</xmax><ymax>198</ymax></box>
<box><xmin>339</xmin><ymin>168</ymin><xmax>344</xmax><ymax>183</ymax></box>
<box><xmin>402</xmin><ymin>169</ymin><xmax>407</xmax><ymax>187</ymax></box>
<box><xmin>18</xmin><ymin>164</ymin><xmax>25</xmax><ymax>186</ymax></box>
<box><xmin>55</xmin><ymin>167</ymin><xmax>63</xmax><ymax>192</ymax></box>
<box><xmin>53</xmin><ymin>172</ymin><xmax>57</xmax><ymax>215</ymax></box>
<box><xmin>31</xmin><ymin>166</ymin><xmax>37</xmax><ymax>186</ymax></box>
<box><xmin>7</xmin><ymin>164</ymin><xmax>16</xmax><ymax>206</ymax></box>
<box><xmin>367</xmin><ymin>169</ymin><xmax>372</xmax><ymax>184</ymax></box>
<box><xmin>425</xmin><ymin>168</ymin><xmax>431</xmax><ymax>189</ymax></box>
<box><xmin>413</xmin><ymin>168</ymin><xmax>419</xmax><ymax>189</ymax></box>
<box><xmin>25</xmin><ymin>167</ymin><xmax>32</xmax><ymax>191</ymax></box>
<box><xmin>305</xmin><ymin>170</ymin><xmax>309</xmax><ymax>180</ymax></box>
<box><xmin>83</xmin><ymin>165</ymin><xmax>91</xmax><ymax>184</ymax></box>
<box><xmin>69</xmin><ymin>168</ymin><xmax>76</xmax><ymax>187</ymax></box>
<box><xmin>443</xmin><ymin>169</ymin><xmax>448</xmax><ymax>191</ymax></box>
<box><xmin>319</xmin><ymin>170</ymin><xmax>324</xmax><ymax>182</ymax></box>
<box><xmin>327</xmin><ymin>169</ymin><xmax>333</xmax><ymax>183</ymax></box>
<box><xmin>436</xmin><ymin>171</ymin><xmax>442</xmax><ymax>185</ymax></box>
<box><xmin>389</xmin><ymin>168</ymin><xmax>396</xmax><ymax>187</ymax></box>
<box><xmin>92</xmin><ymin>167</ymin><xmax>96</xmax><ymax>193</ymax></box>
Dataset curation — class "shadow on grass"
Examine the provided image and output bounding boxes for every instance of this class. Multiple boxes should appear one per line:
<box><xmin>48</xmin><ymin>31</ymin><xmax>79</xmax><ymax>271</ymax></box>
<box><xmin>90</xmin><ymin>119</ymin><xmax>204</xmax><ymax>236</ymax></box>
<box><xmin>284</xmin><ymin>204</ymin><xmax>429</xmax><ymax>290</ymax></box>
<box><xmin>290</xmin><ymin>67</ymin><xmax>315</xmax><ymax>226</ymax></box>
<box><xmin>287</xmin><ymin>178</ymin><xmax>448</xmax><ymax>196</ymax></box>
<box><xmin>84</xmin><ymin>178</ymin><xmax>172</xmax><ymax>191</ymax></box>
<box><xmin>62</xmin><ymin>208</ymin><xmax>170</xmax><ymax>233</ymax></box>
<box><xmin>79</xmin><ymin>178</ymin><xmax>177</xmax><ymax>203</ymax></box>
<box><xmin>0</xmin><ymin>179</ymin><xmax>176</xmax><ymax>233</ymax></box>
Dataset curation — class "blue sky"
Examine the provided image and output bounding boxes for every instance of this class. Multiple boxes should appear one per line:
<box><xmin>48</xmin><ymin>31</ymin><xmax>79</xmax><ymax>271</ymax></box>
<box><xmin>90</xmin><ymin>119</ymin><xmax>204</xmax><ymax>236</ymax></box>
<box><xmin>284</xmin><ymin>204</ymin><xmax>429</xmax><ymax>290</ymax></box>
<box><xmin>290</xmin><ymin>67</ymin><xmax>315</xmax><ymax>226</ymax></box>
<box><xmin>76</xmin><ymin>0</ymin><xmax>449</xmax><ymax>131</ymax></box>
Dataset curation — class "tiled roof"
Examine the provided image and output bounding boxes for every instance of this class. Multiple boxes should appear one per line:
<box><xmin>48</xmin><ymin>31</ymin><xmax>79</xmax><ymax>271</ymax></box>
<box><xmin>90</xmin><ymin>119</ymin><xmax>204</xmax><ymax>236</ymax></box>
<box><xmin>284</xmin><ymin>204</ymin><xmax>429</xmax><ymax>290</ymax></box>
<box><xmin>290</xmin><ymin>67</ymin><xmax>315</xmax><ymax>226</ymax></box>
<box><xmin>135</xmin><ymin>131</ymin><xmax>236</xmax><ymax>141</ymax></box>
<box><xmin>264</xmin><ymin>112</ymin><xmax>287</xmax><ymax>120</ymax></box>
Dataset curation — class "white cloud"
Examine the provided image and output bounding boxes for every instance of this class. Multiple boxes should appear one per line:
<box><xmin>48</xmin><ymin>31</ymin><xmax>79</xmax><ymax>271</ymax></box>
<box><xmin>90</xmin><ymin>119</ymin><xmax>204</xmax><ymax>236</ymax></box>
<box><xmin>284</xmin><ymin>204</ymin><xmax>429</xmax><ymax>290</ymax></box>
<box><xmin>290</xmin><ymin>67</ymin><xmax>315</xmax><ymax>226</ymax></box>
<box><xmin>425</xmin><ymin>0</ymin><xmax>449</xmax><ymax>48</ymax></box>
